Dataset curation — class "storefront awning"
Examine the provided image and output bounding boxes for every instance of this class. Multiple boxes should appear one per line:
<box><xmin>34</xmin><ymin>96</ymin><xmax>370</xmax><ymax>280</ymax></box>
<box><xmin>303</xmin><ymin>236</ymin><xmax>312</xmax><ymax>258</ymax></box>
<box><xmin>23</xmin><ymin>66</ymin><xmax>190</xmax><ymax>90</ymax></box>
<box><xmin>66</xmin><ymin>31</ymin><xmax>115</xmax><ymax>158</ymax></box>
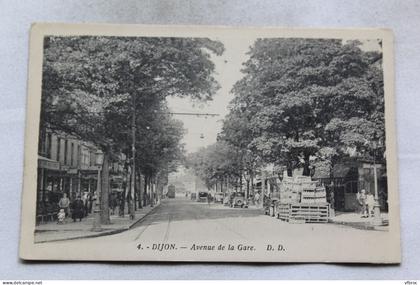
<box><xmin>38</xmin><ymin>155</ymin><xmax>60</xmax><ymax>171</ymax></box>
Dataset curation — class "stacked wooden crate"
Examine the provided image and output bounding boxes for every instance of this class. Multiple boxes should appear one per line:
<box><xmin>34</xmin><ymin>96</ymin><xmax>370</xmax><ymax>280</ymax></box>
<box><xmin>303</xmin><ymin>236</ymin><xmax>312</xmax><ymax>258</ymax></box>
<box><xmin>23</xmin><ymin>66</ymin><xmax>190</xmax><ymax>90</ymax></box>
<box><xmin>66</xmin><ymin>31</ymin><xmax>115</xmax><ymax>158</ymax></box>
<box><xmin>278</xmin><ymin>176</ymin><xmax>301</xmax><ymax>204</ymax></box>
<box><xmin>301</xmin><ymin>186</ymin><xmax>327</xmax><ymax>204</ymax></box>
<box><xmin>276</xmin><ymin>174</ymin><xmax>330</xmax><ymax>223</ymax></box>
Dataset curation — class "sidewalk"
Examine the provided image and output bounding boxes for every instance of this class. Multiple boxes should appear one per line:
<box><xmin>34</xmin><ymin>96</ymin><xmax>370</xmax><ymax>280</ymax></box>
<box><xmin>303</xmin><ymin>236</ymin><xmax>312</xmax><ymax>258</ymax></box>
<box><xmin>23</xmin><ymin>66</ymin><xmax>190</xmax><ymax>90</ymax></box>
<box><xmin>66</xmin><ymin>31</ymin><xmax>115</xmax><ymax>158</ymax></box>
<box><xmin>34</xmin><ymin>203</ymin><xmax>160</xmax><ymax>243</ymax></box>
<box><xmin>330</xmin><ymin>211</ymin><xmax>389</xmax><ymax>231</ymax></box>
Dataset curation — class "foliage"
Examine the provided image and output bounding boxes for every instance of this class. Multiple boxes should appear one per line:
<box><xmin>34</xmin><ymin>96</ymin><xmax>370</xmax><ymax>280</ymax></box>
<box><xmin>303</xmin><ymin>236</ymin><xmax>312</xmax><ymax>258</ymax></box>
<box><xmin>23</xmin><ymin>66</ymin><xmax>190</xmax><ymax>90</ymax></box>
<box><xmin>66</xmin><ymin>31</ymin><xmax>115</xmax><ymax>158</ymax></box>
<box><xmin>225</xmin><ymin>38</ymin><xmax>384</xmax><ymax>176</ymax></box>
<box><xmin>186</xmin><ymin>141</ymin><xmax>243</xmax><ymax>190</ymax></box>
<box><xmin>40</xmin><ymin>35</ymin><xmax>224</xmax><ymax>219</ymax></box>
<box><xmin>41</xmin><ymin>36</ymin><xmax>224</xmax><ymax>150</ymax></box>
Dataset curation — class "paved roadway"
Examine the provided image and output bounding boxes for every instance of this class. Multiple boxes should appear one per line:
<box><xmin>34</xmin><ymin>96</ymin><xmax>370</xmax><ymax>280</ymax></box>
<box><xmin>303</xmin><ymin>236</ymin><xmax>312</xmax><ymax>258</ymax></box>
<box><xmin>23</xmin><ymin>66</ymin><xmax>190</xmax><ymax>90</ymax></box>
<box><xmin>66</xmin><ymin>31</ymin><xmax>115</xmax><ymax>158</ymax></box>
<box><xmin>55</xmin><ymin>196</ymin><xmax>390</xmax><ymax>247</ymax></box>
<box><xmin>40</xmin><ymin>196</ymin><xmax>395</xmax><ymax>262</ymax></box>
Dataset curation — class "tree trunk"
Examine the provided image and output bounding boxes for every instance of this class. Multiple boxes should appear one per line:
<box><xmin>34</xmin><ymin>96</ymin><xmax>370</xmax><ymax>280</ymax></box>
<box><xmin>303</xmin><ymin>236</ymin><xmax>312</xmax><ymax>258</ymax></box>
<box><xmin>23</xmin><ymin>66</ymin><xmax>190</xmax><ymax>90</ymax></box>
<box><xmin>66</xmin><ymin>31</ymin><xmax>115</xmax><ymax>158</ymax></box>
<box><xmin>250</xmin><ymin>173</ymin><xmax>254</xmax><ymax>197</ymax></box>
<box><xmin>130</xmin><ymin>90</ymin><xmax>136</xmax><ymax>218</ymax></box>
<box><xmin>302</xmin><ymin>153</ymin><xmax>311</xmax><ymax>176</ymax></box>
<box><xmin>143</xmin><ymin>175</ymin><xmax>147</xmax><ymax>207</ymax></box>
<box><xmin>134</xmin><ymin>182</ymin><xmax>137</xmax><ymax>211</ymax></box>
<box><xmin>152</xmin><ymin>177</ymin><xmax>155</xmax><ymax>205</ymax></box>
<box><xmin>100</xmin><ymin>152</ymin><xmax>110</xmax><ymax>224</ymax></box>
<box><xmin>329</xmin><ymin>158</ymin><xmax>336</xmax><ymax>211</ymax></box>
<box><xmin>137</xmin><ymin>170</ymin><xmax>143</xmax><ymax>209</ymax></box>
<box><xmin>120</xmin><ymin>182</ymin><xmax>125</xmax><ymax>217</ymax></box>
<box><xmin>143</xmin><ymin>175</ymin><xmax>148</xmax><ymax>206</ymax></box>
<box><xmin>128</xmin><ymin>166</ymin><xmax>135</xmax><ymax>219</ymax></box>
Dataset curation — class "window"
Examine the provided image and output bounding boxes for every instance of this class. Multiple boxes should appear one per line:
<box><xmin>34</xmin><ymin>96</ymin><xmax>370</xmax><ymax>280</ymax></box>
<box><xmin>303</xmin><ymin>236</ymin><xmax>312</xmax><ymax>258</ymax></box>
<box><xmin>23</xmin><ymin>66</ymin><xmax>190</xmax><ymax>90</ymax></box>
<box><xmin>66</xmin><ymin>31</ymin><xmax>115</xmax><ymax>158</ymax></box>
<box><xmin>64</xmin><ymin>140</ymin><xmax>68</xmax><ymax>165</ymax></box>
<box><xmin>56</xmin><ymin>137</ymin><xmax>61</xmax><ymax>162</ymax></box>
<box><xmin>46</xmin><ymin>133</ymin><xmax>52</xmax><ymax>159</ymax></box>
<box><xmin>80</xmin><ymin>147</ymin><xmax>90</xmax><ymax>167</ymax></box>
<box><xmin>70</xmin><ymin>142</ymin><xmax>74</xmax><ymax>166</ymax></box>
<box><xmin>77</xmin><ymin>145</ymin><xmax>81</xmax><ymax>167</ymax></box>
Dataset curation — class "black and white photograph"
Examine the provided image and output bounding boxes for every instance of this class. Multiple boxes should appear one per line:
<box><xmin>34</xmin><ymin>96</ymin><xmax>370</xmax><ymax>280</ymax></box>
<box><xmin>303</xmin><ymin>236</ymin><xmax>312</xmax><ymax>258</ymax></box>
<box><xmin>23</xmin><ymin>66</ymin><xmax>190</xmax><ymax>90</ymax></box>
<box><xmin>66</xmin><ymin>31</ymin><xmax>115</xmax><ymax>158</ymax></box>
<box><xmin>19</xmin><ymin>24</ymin><xmax>400</xmax><ymax>263</ymax></box>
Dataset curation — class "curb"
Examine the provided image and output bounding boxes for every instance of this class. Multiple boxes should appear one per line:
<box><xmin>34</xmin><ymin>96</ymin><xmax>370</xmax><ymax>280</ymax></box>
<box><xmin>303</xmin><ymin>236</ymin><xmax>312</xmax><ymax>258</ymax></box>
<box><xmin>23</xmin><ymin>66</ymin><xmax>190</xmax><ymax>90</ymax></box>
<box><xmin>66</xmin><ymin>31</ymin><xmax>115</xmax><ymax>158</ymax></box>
<box><xmin>329</xmin><ymin>220</ymin><xmax>389</xmax><ymax>231</ymax></box>
<box><xmin>127</xmin><ymin>202</ymin><xmax>161</xmax><ymax>229</ymax></box>
<box><xmin>35</xmin><ymin>203</ymin><xmax>161</xmax><ymax>244</ymax></box>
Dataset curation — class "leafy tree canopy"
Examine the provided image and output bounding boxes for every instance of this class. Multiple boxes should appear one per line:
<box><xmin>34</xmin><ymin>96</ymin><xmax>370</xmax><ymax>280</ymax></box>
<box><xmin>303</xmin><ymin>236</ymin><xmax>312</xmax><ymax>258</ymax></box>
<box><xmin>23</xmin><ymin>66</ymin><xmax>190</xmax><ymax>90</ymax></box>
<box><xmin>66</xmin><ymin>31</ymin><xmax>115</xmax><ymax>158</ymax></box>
<box><xmin>226</xmin><ymin>38</ymin><xmax>384</xmax><ymax>175</ymax></box>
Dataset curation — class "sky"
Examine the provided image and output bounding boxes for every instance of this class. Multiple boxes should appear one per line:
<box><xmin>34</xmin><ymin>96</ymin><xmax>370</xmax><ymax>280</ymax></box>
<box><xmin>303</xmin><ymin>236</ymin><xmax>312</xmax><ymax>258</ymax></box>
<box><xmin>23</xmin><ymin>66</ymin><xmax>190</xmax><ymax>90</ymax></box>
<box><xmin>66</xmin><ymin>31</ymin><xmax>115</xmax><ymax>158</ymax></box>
<box><xmin>167</xmin><ymin>36</ymin><xmax>254</xmax><ymax>153</ymax></box>
<box><xmin>167</xmin><ymin>37</ymin><xmax>382</xmax><ymax>154</ymax></box>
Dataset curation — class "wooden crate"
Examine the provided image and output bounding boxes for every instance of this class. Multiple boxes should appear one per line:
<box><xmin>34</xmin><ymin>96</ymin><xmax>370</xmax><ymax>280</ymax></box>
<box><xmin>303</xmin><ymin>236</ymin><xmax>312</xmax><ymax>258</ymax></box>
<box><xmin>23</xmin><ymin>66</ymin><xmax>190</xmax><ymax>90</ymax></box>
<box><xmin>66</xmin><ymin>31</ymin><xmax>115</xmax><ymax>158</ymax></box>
<box><xmin>277</xmin><ymin>203</ymin><xmax>330</xmax><ymax>223</ymax></box>
<box><xmin>277</xmin><ymin>203</ymin><xmax>291</xmax><ymax>221</ymax></box>
<box><xmin>301</xmin><ymin>186</ymin><xmax>327</xmax><ymax>204</ymax></box>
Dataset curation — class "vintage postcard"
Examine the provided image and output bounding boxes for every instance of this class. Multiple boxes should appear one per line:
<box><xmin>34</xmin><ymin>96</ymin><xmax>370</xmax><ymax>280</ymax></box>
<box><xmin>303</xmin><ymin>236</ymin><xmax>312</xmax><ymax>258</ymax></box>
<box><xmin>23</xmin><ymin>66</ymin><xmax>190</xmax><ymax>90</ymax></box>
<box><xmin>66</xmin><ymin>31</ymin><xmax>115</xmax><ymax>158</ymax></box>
<box><xmin>20</xmin><ymin>23</ymin><xmax>400</xmax><ymax>263</ymax></box>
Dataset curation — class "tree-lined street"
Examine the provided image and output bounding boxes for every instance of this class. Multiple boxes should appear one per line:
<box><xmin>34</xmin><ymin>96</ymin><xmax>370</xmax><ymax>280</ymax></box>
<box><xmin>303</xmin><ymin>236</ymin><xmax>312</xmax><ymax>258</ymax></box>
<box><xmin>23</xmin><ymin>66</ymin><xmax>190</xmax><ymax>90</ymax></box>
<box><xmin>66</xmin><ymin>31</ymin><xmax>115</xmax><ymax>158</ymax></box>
<box><xmin>36</xmin><ymin>35</ymin><xmax>389</xmax><ymax>242</ymax></box>
<box><xmin>38</xmin><ymin>36</ymin><xmax>225</xmax><ymax>226</ymax></box>
<box><xmin>51</xmin><ymin>196</ymin><xmax>389</xmax><ymax>253</ymax></box>
<box><xmin>188</xmin><ymin>39</ymin><xmax>385</xmax><ymax>198</ymax></box>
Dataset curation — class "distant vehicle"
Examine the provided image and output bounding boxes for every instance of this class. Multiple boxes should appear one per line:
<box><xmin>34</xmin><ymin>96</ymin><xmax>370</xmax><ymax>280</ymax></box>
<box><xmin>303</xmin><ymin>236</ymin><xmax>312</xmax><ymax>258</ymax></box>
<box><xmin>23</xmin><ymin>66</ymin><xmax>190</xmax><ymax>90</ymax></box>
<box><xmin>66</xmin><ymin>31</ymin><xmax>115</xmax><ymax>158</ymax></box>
<box><xmin>190</xmin><ymin>193</ymin><xmax>197</xmax><ymax>200</ymax></box>
<box><xmin>214</xmin><ymin>192</ymin><xmax>224</xmax><ymax>203</ymax></box>
<box><xmin>197</xmin><ymin>191</ymin><xmax>208</xmax><ymax>202</ymax></box>
<box><xmin>230</xmin><ymin>192</ymin><xmax>247</xmax><ymax>208</ymax></box>
<box><xmin>167</xmin><ymin>185</ymin><xmax>176</xmax><ymax>198</ymax></box>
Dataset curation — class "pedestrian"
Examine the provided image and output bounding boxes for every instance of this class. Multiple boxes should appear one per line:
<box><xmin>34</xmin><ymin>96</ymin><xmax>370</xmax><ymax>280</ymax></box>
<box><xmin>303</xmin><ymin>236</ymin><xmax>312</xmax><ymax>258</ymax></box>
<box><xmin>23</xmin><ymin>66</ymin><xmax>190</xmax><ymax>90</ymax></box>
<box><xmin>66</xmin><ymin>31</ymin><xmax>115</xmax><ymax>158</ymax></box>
<box><xmin>357</xmin><ymin>189</ymin><xmax>368</xmax><ymax>218</ymax></box>
<box><xmin>109</xmin><ymin>194</ymin><xmax>117</xmax><ymax>215</ymax></box>
<box><xmin>119</xmin><ymin>193</ymin><xmax>125</xmax><ymax>217</ymax></box>
<box><xmin>58</xmin><ymin>193</ymin><xmax>70</xmax><ymax>218</ymax></box>
<box><xmin>71</xmin><ymin>195</ymin><xmax>85</xmax><ymax>222</ymax></box>
<box><xmin>87</xmin><ymin>193</ymin><xmax>93</xmax><ymax>214</ymax></box>
<box><xmin>81</xmin><ymin>192</ymin><xmax>88</xmax><ymax>217</ymax></box>
<box><xmin>207</xmin><ymin>193</ymin><xmax>212</xmax><ymax>206</ymax></box>
<box><xmin>366</xmin><ymin>191</ymin><xmax>375</xmax><ymax>218</ymax></box>
<box><xmin>329</xmin><ymin>190</ymin><xmax>335</xmax><ymax>210</ymax></box>
<box><xmin>57</xmin><ymin>209</ymin><xmax>66</xmax><ymax>224</ymax></box>
<box><xmin>254</xmin><ymin>191</ymin><xmax>261</xmax><ymax>206</ymax></box>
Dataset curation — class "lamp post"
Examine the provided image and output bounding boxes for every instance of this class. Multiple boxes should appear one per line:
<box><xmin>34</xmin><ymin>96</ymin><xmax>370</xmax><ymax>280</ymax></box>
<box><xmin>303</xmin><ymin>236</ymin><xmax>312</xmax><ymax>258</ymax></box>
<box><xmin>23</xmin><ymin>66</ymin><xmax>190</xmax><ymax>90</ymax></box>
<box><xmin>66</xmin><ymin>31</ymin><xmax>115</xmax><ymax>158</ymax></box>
<box><xmin>92</xmin><ymin>149</ymin><xmax>104</xmax><ymax>232</ymax></box>
<box><xmin>371</xmin><ymin>140</ymin><xmax>383</xmax><ymax>226</ymax></box>
<box><xmin>242</xmin><ymin>168</ymin><xmax>251</xmax><ymax>199</ymax></box>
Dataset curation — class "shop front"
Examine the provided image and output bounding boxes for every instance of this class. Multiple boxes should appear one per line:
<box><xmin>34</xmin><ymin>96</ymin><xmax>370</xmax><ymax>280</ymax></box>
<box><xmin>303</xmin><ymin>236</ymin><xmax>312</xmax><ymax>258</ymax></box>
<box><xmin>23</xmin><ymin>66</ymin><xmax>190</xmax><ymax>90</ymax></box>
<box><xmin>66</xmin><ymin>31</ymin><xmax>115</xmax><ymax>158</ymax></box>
<box><xmin>79</xmin><ymin>168</ymin><xmax>100</xmax><ymax>215</ymax></box>
<box><xmin>37</xmin><ymin>156</ymin><xmax>65</xmax><ymax>222</ymax></box>
<box><xmin>316</xmin><ymin>159</ymin><xmax>388</xmax><ymax>212</ymax></box>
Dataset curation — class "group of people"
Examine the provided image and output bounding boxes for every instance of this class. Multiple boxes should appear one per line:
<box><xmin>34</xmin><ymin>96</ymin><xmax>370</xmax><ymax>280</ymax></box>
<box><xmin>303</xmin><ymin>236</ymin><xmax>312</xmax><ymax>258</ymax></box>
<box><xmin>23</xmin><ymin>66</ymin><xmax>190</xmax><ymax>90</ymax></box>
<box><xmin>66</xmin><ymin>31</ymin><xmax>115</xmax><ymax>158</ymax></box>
<box><xmin>356</xmin><ymin>189</ymin><xmax>376</xmax><ymax>218</ymax></box>
<box><xmin>57</xmin><ymin>192</ymin><xmax>96</xmax><ymax>224</ymax></box>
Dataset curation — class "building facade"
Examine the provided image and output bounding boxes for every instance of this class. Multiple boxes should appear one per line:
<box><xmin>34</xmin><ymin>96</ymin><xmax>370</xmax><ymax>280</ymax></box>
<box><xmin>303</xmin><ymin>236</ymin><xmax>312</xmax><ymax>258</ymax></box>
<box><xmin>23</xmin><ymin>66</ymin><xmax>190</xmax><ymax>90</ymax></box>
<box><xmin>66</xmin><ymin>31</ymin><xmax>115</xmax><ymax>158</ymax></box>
<box><xmin>36</xmin><ymin>128</ymin><xmax>125</xmax><ymax>219</ymax></box>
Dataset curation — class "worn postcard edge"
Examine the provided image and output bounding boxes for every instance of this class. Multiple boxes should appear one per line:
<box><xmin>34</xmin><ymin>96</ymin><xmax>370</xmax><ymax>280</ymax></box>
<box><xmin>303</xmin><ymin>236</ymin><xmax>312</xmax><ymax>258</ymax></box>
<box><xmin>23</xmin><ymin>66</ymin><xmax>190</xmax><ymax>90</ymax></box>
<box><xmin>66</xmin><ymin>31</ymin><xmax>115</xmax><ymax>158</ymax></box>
<box><xmin>19</xmin><ymin>23</ymin><xmax>401</xmax><ymax>263</ymax></box>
